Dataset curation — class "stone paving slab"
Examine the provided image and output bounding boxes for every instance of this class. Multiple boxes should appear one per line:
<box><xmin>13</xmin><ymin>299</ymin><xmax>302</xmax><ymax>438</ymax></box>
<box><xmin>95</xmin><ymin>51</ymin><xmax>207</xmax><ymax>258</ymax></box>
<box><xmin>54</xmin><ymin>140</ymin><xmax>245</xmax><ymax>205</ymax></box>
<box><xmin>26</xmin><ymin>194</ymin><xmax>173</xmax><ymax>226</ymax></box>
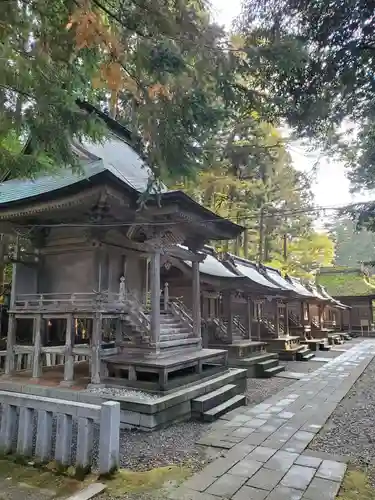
<box><xmin>168</xmin><ymin>340</ymin><xmax>375</xmax><ymax>500</ymax></box>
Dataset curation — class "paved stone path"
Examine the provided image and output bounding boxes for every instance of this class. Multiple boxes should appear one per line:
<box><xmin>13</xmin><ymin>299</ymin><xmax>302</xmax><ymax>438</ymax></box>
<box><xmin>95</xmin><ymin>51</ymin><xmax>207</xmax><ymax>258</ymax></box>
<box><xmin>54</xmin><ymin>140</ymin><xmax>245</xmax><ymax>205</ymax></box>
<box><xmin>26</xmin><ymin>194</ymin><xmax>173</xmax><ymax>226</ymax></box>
<box><xmin>168</xmin><ymin>340</ymin><xmax>375</xmax><ymax>500</ymax></box>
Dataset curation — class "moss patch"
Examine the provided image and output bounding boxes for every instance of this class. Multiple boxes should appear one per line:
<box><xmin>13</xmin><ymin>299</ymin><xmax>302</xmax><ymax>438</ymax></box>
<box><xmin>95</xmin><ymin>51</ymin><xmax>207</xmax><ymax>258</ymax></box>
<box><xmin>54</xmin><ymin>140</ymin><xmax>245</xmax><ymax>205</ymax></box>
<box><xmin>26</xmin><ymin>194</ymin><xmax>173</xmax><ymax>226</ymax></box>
<box><xmin>0</xmin><ymin>458</ymin><xmax>94</xmax><ymax>498</ymax></box>
<box><xmin>337</xmin><ymin>467</ymin><xmax>375</xmax><ymax>500</ymax></box>
<box><xmin>102</xmin><ymin>465</ymin><xmax>192</xmax><ymax>498</ymax></box>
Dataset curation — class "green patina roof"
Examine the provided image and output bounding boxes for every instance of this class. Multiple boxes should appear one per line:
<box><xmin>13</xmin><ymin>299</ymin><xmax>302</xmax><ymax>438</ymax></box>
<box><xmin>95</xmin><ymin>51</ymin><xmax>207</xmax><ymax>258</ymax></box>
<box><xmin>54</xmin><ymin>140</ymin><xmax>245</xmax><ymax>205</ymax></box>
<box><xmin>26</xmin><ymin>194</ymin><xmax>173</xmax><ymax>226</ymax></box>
<box><xmin>0</xmin><ymin>159</ymin><xmax>106</xmax><ymax>205</ymax></box>
<box><xmin>316</xmin><ymin>267</ymin><xmax>375</xmax><ymax>297</ymax></box>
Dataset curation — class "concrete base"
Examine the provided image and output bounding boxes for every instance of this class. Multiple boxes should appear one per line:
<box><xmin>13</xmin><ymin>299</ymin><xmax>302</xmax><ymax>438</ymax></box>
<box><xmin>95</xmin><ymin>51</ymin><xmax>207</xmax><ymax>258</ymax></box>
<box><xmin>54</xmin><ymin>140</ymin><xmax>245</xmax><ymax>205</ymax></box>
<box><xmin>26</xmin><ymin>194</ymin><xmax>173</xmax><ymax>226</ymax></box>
<box><xmin>311</xmin><ymin>327</ymin><xmax>334</xmax><ymax>339</ymax></box>
<box><xmin>0</xmin><ymin>368</ymin><xmax>247</xmax><ymax>431</ymax></box>
<box><xmin>301</xmin><ymin>338</ymin><xmax>329</xmax><ymax>351</ymax></box>
<box><xmin>210</xmin><ymin>340</ymin><xmax>267</xmax><ymax>360</ymax></box>
<box><xmin>102</xmin><ymin>348</ymin><xmax>228</xmax><ymax>391</ymax></box>
<box><xmin>253</xmin><ymin>336</ymin><xmax>302</xmax><ymax>361</ymax></box>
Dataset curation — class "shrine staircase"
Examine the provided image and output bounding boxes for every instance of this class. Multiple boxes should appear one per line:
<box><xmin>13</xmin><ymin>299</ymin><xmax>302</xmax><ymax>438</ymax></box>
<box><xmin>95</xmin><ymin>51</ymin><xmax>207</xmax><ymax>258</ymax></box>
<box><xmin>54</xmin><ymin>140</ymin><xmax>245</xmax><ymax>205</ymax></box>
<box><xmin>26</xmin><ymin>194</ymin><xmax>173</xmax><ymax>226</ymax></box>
<box><xmin>120</xmin><ymin>294</ymin><xmax>201</xmax><ymax>355</ymax></box>
<box><xmin>208</xmin><ymin>316</ymin><xmax>285</xmax><ymax>378</ymax></box>
<box><xmin>308</xmin><ymin>317</ymin><xmax>332</xmax><ymax>351</ymax></box>
<box><xmin>255</xmin><ymin>316</ymin><xmax>315</xmax><ymax>361</ymax></box>
<box><xmin>287</xmin><ymin>312</ymin><xmax>315</xmax><ymax>361</ymax></box>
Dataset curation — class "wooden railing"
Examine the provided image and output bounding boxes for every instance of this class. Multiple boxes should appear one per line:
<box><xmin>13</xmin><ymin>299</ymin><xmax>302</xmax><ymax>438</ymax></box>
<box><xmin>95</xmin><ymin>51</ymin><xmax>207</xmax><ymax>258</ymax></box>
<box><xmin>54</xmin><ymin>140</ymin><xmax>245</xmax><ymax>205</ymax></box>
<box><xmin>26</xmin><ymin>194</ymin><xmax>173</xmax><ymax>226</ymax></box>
<box><xmin>288</xmin><ymin>311</ymin><xmax>302</xmax><ymax>326</ymax></box>
<box><xmin>233</xmin><ymin>315</ymin><xmax>247</xmax><ymax>338</ymax></box>
<box><xmin>169</xmin><ymin>297</ymin><xmax>194</xmax><ymax>332</ymax></box>
<box><xmin>124</xmin><ymin>291</ymin><xmax>151</xmax><ymax>343</ymax></box>
<box><xmin>311</xmin><ymin>317</ymin><xmax>320</xmax><ymax>328</ymax></box>
<box><xmin>0</xmin><ymin>344</ymin><xmax>111</xmax><ymax>374</ymax></box>
<box><xmin>13</xmin><ymin>291</ymin><xmax>126</xmax><ymax>312</ymax></box>
<box><xmin>258</xmin><ymin>317</ymin><xmax>285</xmax><ymax>336</ymax></box>
<box><xmin>209</xmin><ymin>318</ymin><xmax>231</xmax><ymax>343</ymax></box>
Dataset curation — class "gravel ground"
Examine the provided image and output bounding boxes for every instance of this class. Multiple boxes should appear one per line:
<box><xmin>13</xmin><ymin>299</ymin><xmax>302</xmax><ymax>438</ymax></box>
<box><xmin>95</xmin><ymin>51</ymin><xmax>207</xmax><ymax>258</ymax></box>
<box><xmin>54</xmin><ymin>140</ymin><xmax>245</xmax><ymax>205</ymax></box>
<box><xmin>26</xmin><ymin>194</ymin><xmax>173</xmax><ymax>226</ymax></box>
<box><xmin>245</xmin><ymin>376</ymin><xmax>294</xmax><ymax>405</ymax></box>
<box><xmin>116</xmin><ymin>421</ymin><xmax>209</xmax><ymax>471</ymax></box>
<box><xmin>309</xmin><ymin>355</ymin><xmax>375</xmax><ymax>485</ymax></box>
<box><xmin>281</xmin><ymin>360</ymin><xmax>327</xmax><ymax>374</ymax></box>
<box><xmin>85</xmin><ymin>386</ymin><xmax>160</xmax><ymax>401</ymax></box>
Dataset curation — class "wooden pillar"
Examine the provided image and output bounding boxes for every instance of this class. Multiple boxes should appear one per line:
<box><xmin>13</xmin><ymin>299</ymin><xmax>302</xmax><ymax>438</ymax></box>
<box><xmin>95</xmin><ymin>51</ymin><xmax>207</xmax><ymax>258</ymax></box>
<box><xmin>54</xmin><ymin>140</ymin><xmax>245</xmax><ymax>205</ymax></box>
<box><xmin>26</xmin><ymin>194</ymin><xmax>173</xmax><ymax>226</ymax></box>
<box><xmin>319</xmin><ymin>304</ymin><xmax>324</xmax><ymax>328</ymax></box>
<box><xmin>300</xmin><ymin>302</ymin><xmax>305</xmax><ymax>325</ymax></box>
<box><xmin>90</xmin><ymin>312</ymin><xmax>102</xmax><ymax>385</ymax></box>
<box><xmin>274</xmin><ymin>301</ymin><xmax>280</xmax><ymax>338</ymax></box>
<box><xmin>32</xmin><ymin>314</ymin><xmax>42</xmax><ymax>379</ymax></box>
<box><xmin>369</xmin><ymin>298</ymin><xmax>373</xmax><ymax>328</ymax></box>
<box><xmin>256</xmin><ymin>302</ymin><xmax>261</xmax><ymax>341</ymax></box>
<box><xmin>339</xmin><ymin>309</ymin><xmax>344</xmax><ymax>331</ymax></box>
<box><xmin>115</xmin><ymin>317</ymin><xmax>122</xmax><ymax>345</ymax></box>
<box><xmin>61</xmin><ymin>314</ymin><xmax>74</xmax><ymax>386</ymax></box>
<box><xmin>163</xmin><ymin>282</ymin><xmax>169</xmax><ymax>312</ymax></box>
<box><xmin>285</xmin><ymin>303</ymin><xmax>289</xmax><ymax>336</ymax></box>
<box><xmin>150</xmin><ymin>250</ymin><xmax>161</xmax><ymax>352</ymax></box>
<box><xmin>192</xmin><ymin>261</ymin><xmax>201</xmax><ymax>344</ymax></box>
<box><xmin>246</xmin><ymin>296</ymin><xmax>252</xmax><ymax>340</ymax></box>
<box><xmin>4</xmin><ymin>314</ymin><xmax>15</xmax><ymax>375</ymax></box>
<box><xmin>225</xmin><ymin>292</ymin><xmax>233</xmax><ymax>343</ymax></box>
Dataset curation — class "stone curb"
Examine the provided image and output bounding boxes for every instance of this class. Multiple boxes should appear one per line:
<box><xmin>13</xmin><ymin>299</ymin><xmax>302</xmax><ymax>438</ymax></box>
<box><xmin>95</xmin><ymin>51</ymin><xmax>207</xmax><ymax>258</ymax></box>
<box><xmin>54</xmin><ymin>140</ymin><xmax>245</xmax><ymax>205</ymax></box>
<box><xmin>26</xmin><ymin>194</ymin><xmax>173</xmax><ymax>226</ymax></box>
<box><xmin>66</xmin><ymin>482</ymin><xmax>106</xmax><ymax>500</ymax></box>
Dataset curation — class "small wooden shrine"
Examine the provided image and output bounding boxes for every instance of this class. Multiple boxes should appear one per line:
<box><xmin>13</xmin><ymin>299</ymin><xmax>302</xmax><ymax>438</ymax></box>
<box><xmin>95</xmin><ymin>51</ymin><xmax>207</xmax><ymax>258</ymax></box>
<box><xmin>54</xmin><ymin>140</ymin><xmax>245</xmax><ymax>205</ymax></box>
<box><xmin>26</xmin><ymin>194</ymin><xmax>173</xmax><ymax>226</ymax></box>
<box><xmin>161</xmin><ymin>247</ymin><xmax>287</xmax><ymax>376</ymax></box>
<box><xmin>0</xmin><ymin>102</ymin><xmax>245</xmax><ymax>397</ymax></box>
<box><xmin>317</xmin><ymin>266</ymin><xmax>375</xmax><ymax>334</ymax></box>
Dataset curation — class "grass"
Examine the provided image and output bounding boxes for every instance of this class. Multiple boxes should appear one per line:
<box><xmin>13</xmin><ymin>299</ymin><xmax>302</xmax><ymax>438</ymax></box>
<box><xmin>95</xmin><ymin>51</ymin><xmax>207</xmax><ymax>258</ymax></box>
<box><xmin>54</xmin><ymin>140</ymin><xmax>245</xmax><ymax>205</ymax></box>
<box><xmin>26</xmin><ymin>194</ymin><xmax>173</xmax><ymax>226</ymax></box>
<box><xmin>101</xmin><ymin>465</ymin><xmax>192</xmax><ymax>498</ymax></box>
<box><xmin>0</xmin><ymin>457</ymin><xmax>193</xmax><ymax>499</ymax></box>
<box><xmin>337</xmin><ymin>466</ymin><xmax>375</xmax><ymax>500</ymax></box>
<box><xmin>0</xmin><ymin>458</ymin><xmax>94</xmax><ymax>497</ymax></box>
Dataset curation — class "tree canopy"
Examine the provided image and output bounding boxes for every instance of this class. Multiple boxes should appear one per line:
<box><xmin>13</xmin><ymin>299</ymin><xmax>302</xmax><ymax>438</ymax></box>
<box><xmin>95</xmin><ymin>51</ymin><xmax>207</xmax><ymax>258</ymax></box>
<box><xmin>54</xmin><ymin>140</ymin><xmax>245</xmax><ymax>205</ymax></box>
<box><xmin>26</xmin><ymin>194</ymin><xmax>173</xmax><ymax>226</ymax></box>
<box><xmin>238</xmin><ymin>0</ymin><xmax>375</xmax><ymax>195</ymax></box>
<box><xmin>327</xmin><ymin>217</ymin><xmax>375</xmax><ymax>266</ymax></box>
<box><xmin>0</xmin><ymin>0</ymin><xmax>298</xmax><ymax>182</ymax></box>
<box><xmin>172</xmin><ymin>119</ymin><xmax>334</xmax><ymax>277</ymax></box>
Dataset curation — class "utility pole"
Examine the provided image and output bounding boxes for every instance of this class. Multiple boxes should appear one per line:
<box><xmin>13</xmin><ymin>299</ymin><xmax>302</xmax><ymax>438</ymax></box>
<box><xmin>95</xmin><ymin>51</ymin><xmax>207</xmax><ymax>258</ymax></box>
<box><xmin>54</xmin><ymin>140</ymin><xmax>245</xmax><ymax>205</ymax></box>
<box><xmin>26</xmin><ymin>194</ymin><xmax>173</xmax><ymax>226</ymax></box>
<box><xmin>283</xmin><ymin>233</ymin><xmax>288</xmax><ymax>263</ymax></box>
<box><xmin>243</xmin><ymin>227</ymin><xmax>249</xmax><ymax>260</ymax></box>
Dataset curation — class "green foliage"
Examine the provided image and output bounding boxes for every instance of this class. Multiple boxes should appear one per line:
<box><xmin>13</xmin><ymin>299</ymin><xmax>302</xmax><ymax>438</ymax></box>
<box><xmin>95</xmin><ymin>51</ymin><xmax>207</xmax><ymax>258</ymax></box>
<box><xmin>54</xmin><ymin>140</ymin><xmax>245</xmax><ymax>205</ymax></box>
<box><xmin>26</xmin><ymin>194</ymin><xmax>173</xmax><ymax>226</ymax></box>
<box><xmin>327</xmin><ymin>217</ymin><xmax>375</xmax><ymax>266</ymax></box>
<box><xmin>0</xmin><ymin>0</ymin><xmax>296</xmax><ymax>182</ymax></box>
<box><xmin>268</xmin><ymin>232</ymin><xmax>335</xmax><ymax>278</ymax></box>
<box><xmin>237</xmin><ymin>0</ymin><xmax>375</xmax><ymax>197</ymax></box>
<box><xmin>172</xmin><ymin>117</ymin><xmax>334</xmax><ymax>275</ymax></box>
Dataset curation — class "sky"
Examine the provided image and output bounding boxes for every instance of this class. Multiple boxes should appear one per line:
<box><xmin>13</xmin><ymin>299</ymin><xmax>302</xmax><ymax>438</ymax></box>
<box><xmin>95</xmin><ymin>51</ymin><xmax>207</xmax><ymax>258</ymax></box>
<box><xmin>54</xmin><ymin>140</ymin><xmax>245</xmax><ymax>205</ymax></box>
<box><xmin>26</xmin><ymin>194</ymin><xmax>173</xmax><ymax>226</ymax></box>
<box><xmin>210</xmin><ymin>0</ymin><xmax>372</xmax><ymax>214</ymax></box>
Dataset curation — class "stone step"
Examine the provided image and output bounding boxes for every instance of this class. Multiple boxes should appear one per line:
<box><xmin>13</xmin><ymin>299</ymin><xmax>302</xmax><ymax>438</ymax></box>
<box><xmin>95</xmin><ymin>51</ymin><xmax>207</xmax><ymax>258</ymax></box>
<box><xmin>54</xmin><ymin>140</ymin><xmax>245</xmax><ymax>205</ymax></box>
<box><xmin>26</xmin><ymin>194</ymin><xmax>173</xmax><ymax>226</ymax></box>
<box><xmin>160</xmin><ymin>338</ymin><xmax>200</xmax><ymax>349</ymax></box>
<box><xmin>192</xmin><ymin>384</ymin><xmax>238</xmax><ymax>413</ymax></box>
<box><xmin>242</xmin><ymin>352</ymin><xmax>278</xmax><ymax>363</ymax></box>
<box><xmin>320</xmin><ymin>343</ymin><xmax>331</xmax><ymax>351</ymax></box>
<box><xmin>262</xmin><ymin>365</ymin><xmax>286</xmax><ymax>378</ymax></box>
<box><xmin>202</xmin><ymin>394</ymin><xmax>246</xmax><ymax>422</ymax></box>
<box><xmin>257</xmin><ymin>358</ymin><xmax>279</xmax><ymax>371</ymax></box>
<box><xmin>160</xmin><ymin>332</ymin><xmax>190</xmax><ymax>341</ymax></box>
<box><xmin>160</xmin><ymin>327</ymin><xmax>191</xmax><ymax>334</ymax></box>
<box><xmin>297</xmin><ymin>350</ymin><xmax>315</xmax><ymax>361</ymax></box>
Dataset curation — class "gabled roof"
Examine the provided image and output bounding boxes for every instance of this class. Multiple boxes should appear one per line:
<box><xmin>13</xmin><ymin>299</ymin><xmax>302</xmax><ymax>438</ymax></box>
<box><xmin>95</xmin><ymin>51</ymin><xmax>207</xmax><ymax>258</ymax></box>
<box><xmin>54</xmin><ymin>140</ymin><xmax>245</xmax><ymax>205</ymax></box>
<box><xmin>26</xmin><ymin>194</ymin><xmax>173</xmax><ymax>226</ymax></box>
<box><xmin>317</xmin><ymin>267</ymin><xmax>375</xmax><ymax>297</ymax></box>
<box><xmin>306</xmin><ymin>282</ymin><xmax>329</xmax><ymax>301</ymax></box>
<box><xmin>317</xmin><ymin>285</ymin><xmax>350</xmax><ymax>309</ymax></box>
<box><xmin>224</xmin><ymin>254</ymin><xmax>286</xmax><ymax>295</ymax></box>
<box><xmin>185</xmin><ymin>253</ymin><xmax>242</xmax><ymax>279</ymax></box>
<box><xmin>286</xmin><ymin>276</ymin><xmax>315</xmax><ymax>298</ymax></box>
<box><xmin>262</xmin><ymin>266</ymin><xmax>301</xmax><ymax>297</ymax></box>
<box><xmin>0</xmin><ymin>102</ymin><xmax>243</xmax><ymax>239</ymax></box>
<box><xmin>0</xmin><ymin>159</ymin><xmax>105</xmax><ymax>206</ymax></box>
